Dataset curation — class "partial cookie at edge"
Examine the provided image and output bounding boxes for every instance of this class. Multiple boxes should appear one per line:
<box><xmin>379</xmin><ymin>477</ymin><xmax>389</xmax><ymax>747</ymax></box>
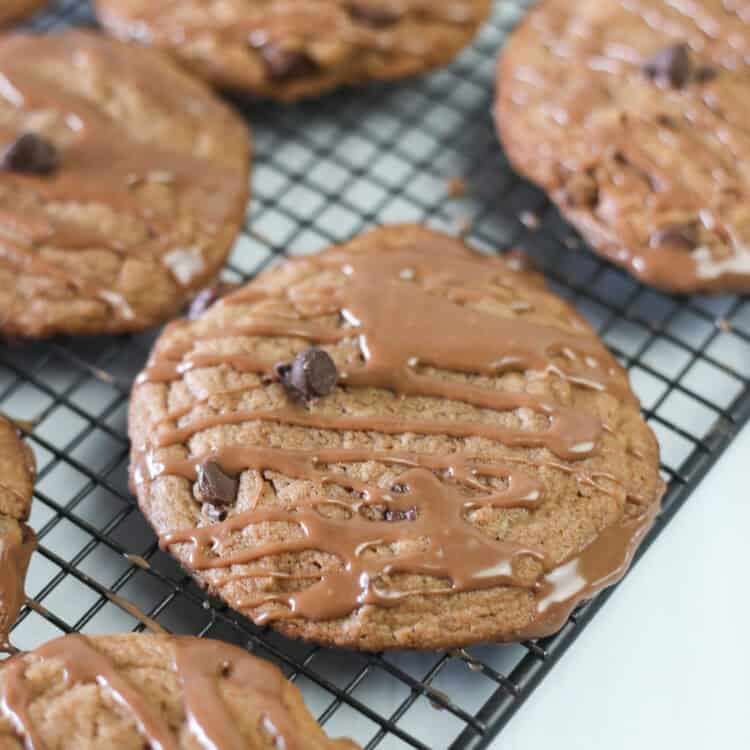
<box><xmin>0</xmin><ymin>633</ymin><xmax>360</xmax><ymax>749</ymax></box>
<box><xmin>496</xmin><ymin>0</ymin><xmax>750</xmax><ymax>293</ymax></box>
<box><xmin>0</xmin><ymin>416</ymin><xmax>36</xmax><ymax>650</ymax></box>
<box><xmin>0</xmin><ymin>31</ymin><xmax>250</xmax><ymax>338</ymax></box>
<box><xmin>94</xmin><ymin>0</ymin><xmax>491</xmax><ymax>100</ymax></box>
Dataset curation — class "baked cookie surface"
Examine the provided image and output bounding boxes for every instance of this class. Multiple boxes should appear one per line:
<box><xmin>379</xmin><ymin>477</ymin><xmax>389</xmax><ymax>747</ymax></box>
<box><xmin>94</xmin><ymin>0</ymin><xmax>491</xmax><ymax>100</ymax></box>
<box><xmin>497</xmin><ymin>0</ymin><xmax>750</xmax><ymax>294</ymax></box>
<box><xmin>0</xmin><ymin>31</ymin><xmax>250</xmax><ymax>339</ymax></box>
<box><xmin>0</xmin><ymin>416</ymin><xmax>36</xmax><ymax>651</ymax></box>
<box><xmin>0</xmin><ymin>633</ymin><xmax>360</xmax><ymax>749</ymax></box>
<box><xmin>129</xmin><ymin>225</ymin><xmax>663</xmax><ymax>651</ymax></box>
<box><xmin>0</xmin><ymin>1</ymin><xmax>46</xmax><ymax>26</ymax></box>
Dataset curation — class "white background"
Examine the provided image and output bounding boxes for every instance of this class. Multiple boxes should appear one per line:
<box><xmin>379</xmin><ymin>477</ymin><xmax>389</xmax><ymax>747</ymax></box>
<box><xmin>494</xmin><ymin>426</ymin><xmax>750</xmax><ymax>749</ymax></box>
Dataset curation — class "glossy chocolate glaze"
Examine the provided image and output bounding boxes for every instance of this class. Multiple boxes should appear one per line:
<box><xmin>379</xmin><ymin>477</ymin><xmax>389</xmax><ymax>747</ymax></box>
<box><xmin>0</xmin><ymin>635</ymin><xmax>316</xmax><ymax>750</ymax></box>
<box><xmin>0</xmin><ymin>525</ymin><xmax>35</xmax><ymax>652</ymax></box>
<box><xmin>132</xmin><ymin>230</ymin><xmax>662</xmax><ymax>642</ymax></box>
<box><xmin>497</xmin><ymin>0</ymin><xmax>750</xmax><ymax>293</ymax></box>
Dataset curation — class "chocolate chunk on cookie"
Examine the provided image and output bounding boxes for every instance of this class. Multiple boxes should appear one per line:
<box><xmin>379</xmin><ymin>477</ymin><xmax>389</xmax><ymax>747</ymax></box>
<box><xmin>0</xmin><ymin>416</ymin><xmax>36</xmax><ymax>651</ymax></box>
<box><xmin>0</xmin><ymin>32</ymin><xmax>250</xmax><ymax>338</ymax></box>
<box><xmin>497</xmin><ymin>0</ymin><xmax>750</xmax><ymax>293</ymax></box>
<box><xmin>196</xmin><ymin>460</ymin><xmax>239</xmax><ymax>506</ymax></box>
<box><xmin>0</xmin><ymin>634</ymin><xmax>360</xmax><ymax>749</ymax></box>
<box><xmin>129</xmin><ymin>225</ymin><xmax>663</xmax><ymax>651</ymax></box>
<box><xmin>275</xmin><ymin>348</ymin><xmax>339</xmax><ymax>401</ymax></box>
<box><xmin>641</xmin><ymin>43</ymin><xmax>691</xmax><ymax>88</ymax></box>
<box><xmin>93</xmin><ymin>0</ymin><xmax>491</xmax><ymax>100</ymax></box>
<box><xmin>2</xmin><ymin>133</ymin><xmax>58</xmax><ymax>175</ymax></box>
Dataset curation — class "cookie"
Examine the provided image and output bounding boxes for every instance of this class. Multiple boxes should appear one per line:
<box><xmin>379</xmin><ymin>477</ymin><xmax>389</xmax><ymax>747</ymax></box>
<box><xmin>0</xmin><ymin>31</ymin><xmax>251</xmax><ymax>339</ymax></box>
<box><xmin>0</xmin><ymin>416</ymin><xmax>36</xmax><ymax>651</ymax></box>
<box><xmin>0</xmin><ymin>633</ymin><xmax>360</xmax><ymax>749</ymax></box>
<box><xmin>93</xmin><ymin>1</ymin><xmax>491</xmax><ymax>101</ymax></box>
<box><xmin>0</xmin><ymin>1</ymin><xmax>46</xmax><ymax>26</ymax></box>
<box><xmin>496</xmin><ymin>0</ymin><xmax>750</xmax><ymax>294</ymax></box>
<box><xmin>128</xmin><ymin>225</ymin><xmax>663</xmax><ymax>651</ymax></box>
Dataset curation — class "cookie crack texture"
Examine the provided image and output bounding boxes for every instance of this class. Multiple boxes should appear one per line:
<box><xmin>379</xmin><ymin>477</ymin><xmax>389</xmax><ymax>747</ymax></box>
<box><xmin>129</xmin><ymin>226</ymin><xmax>663</xmax><ymax>650</ymax></box>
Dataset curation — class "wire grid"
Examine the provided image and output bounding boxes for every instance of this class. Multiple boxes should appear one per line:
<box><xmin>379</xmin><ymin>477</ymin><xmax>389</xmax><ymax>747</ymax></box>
<box><xmin>4</xmin><ymin>0</ymin><xmax>750</xmax><ymax>748</ymax></box>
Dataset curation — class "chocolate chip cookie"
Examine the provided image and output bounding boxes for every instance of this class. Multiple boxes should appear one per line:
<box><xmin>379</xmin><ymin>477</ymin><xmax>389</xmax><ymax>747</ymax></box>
<box><xmin>0</xmin><ymin>416</ymin><xmax>36</xmax><ymax>651</ymax></box>
<box><xmin>94</xmin><ymin>1</ymin><xmax>491</xmax><ymax>100</ymax></box>
<box><xmin>497</xmin><ymin>0</ymin><xmax>750</xmax><ymax>294</ymax></box>
<box><xmin>0</xmin><ymin>31</ymin><xmax>251</xmax><ymax>339</ymax></box>
<box><xmin>0</xmin><ymin>633</ymin><xmax>360</xmax><ymax>749</ymax></box>
<box><xmin>0</xmin><ymin>1</ymin><xmax>46</xmax><ymax>26</ymax></box>
<box><xmin>129</xmin><ymin>225</ymin><xmax>663</xmax><ymax>650</ymax></box>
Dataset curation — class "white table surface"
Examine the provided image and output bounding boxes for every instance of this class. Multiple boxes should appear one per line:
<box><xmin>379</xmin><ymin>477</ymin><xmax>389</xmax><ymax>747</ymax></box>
<box><xmin>493</xmin><ymin>424</ymin><xmax>750</xmax><ymax>750</ymax></box>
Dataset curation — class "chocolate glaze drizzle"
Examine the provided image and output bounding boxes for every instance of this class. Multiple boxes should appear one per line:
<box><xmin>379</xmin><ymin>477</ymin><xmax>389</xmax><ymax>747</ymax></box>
<box><xmin>0</xmin><ymin>32</ymin><xmax>248</xmax><ymax>331</ymax></box>
<box><xmin>0</xmin><ymin>635</ymin><xmax>335</xmax><ymax>750</ymax></box>
<box><xmin>497</xmin><ymin>0</ymin><xmax>750</xmax><ymax>293</ymax></box>
<box><xmin>0</xmin><ymin>525</ymin><xmax>35</xmax><ymax>652</ymax></box>
<box><xmin>132</xmin><ymin>230</ymin><xmax>662</xmax><ymax>643</ymax></box>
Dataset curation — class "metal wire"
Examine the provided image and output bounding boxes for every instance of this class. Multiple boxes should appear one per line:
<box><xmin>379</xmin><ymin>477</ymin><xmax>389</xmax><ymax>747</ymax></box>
<box><xmin>5</xmin><ymin>1</ymin><xmax>750</xmax><ymax>748</ymax></box>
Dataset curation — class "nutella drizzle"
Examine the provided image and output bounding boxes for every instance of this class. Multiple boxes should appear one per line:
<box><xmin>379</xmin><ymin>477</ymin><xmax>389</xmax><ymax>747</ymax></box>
<box><xmin>133</xmin><ymin>233</ymin><xmax>661</xmax><ymax>640</ymax></box>
<box><xmin>0</xmin><ymin>525</ymin><xmax>35</xmax><ymax>653</ymax></box>
<box><xmin>499</xmin><ymin>0</ymin><xmax>750</xmax><ymax>292</ymax></box>
<box><xmin>0</xmin><ymin>635</ymin><xmax>306</xmax><ymax>750</ymax></box>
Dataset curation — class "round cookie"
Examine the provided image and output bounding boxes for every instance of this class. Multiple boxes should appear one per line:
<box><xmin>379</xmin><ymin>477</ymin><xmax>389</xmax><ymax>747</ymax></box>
<box><xmin>0</xmin><ymin>31</ymin><xmax>251</xmax><ymax>339</ymax></box>
<box><xmin>0</xmin><ymin>633</ymin><xmax>360</xmax><ymax>749</ymax></box>
<box><xmin>129</xmin><ymin>225</ymin><xmax>663</xmax><ymax>651</ymax></box>
<box><xmin>496</xmin><ymin>0</ymin><xmax>750</xmax><ymax>294</ymax></box>
<box><xmin>0</xmin><ymin>1</ymin><xmax>46</xmax><ymax>26</ymax></box>
<box><xmin>93</xmin><ymin>1</ymin><xmax>491</xmax><ymax>101</ymax></box>
<box><xmin>0</xmin><ymin>416</ymin><xmax>36</xmax><ymax>651</ymax></box>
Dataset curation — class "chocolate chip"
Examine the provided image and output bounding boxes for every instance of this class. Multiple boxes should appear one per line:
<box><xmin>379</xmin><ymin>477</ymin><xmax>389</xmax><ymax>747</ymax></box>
<box><xmin>347</xmin><ymin>3</ymin><xmax>402</xmax><ymax>27</ymax></box>
<box><xmin>2</xmin><ymin>133</ymin><xmax>59</xmax><ymax>175</ymax></box>
<box><xmin>275</xmin><ymin>348</ymin><xmax>338</xmax><ymax>401</ymax></box>
<box><xmin>390</xmin><ymin>482</ymin><xmax>408</xmax><ymax>494</ymax></box>
<box><xmin>642</xmin><ymin>44</ymin><xmax>691</xmax><ymax>88</ymax></box>
<box><xmin>255</xmin><ymin>42</ymin><xmax>318</xmax><ymax>80</ymax></box>
<box><xmin>187</xmin><ymin>282</ymin><xmax>238</xmax><ymax>320</ymax></box>
<box><xmin>649</xmin><ymin>223</ymin><xmax>698</xmax><ymax>251</ymax></box>
<box><xmin>196</xmin><ymin>461</ymin><xmax>238</xmax><ymax>507</ymax></box>
<box><xmin>655</xmin><ymin>114</ymin><xmax>676</xmax><ymax>127</ymax></box>
<box><xmin>694</xmin><ymin>65</ymin><xmax>717</xmax><ymax>83</ymax></box>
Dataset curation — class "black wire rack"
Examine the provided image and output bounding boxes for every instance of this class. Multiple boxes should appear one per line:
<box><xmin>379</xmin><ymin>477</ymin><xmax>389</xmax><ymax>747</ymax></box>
<box><xmin>4</xmin><ymin>1</ymin><xmax>750</xmax><ymax>748</ymax></box>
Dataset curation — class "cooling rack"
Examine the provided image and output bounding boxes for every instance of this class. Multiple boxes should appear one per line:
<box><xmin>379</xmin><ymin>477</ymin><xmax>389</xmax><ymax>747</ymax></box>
<box><xmin>4</xmin><ymin>1</ymin><xmax>750</xmax><ymax>748</ymax></box>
